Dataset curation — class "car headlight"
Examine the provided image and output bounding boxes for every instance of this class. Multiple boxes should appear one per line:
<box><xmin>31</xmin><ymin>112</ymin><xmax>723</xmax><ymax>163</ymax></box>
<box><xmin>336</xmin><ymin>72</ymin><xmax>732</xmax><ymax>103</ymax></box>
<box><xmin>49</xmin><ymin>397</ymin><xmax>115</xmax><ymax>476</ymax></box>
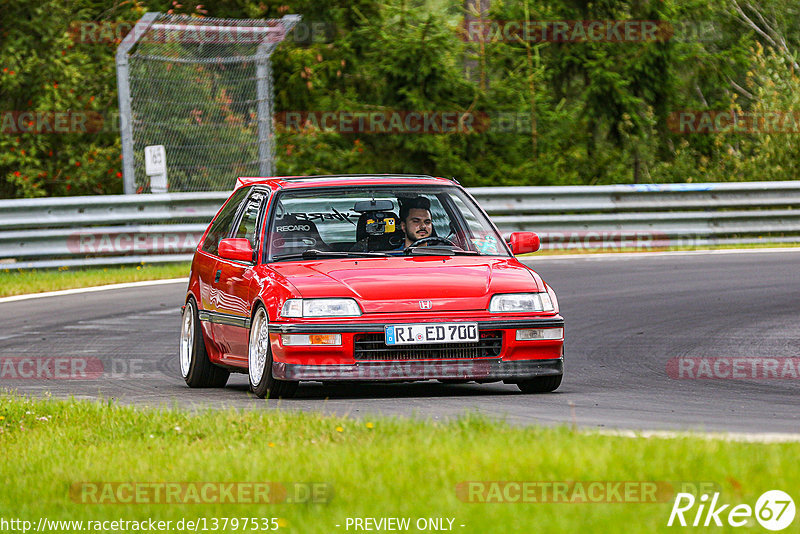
<box><xmin>281</xmin><ymin>298</ymin><xmax>362</xmax><ymax>318</ymax></box>
<box><xmin>489</xmin><ymin>293</ymin><xmax>554</xmax><ymax>313</ymax></box>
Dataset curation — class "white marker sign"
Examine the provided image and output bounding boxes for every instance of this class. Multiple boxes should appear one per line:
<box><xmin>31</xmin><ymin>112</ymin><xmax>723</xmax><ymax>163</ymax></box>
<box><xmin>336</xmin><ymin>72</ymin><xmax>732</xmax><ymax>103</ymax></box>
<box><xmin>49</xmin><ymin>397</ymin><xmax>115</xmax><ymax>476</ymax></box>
<box><xmin>144</xmin><ymin>145</ymin><xmax>168</xmax><ymax>193</ymax></box>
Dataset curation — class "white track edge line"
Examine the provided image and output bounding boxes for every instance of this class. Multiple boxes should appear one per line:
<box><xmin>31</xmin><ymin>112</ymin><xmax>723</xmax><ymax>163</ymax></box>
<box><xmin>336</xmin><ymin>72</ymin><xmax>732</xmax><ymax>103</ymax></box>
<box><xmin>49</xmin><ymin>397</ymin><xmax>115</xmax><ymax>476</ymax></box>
<box><xmin>0</xmin><ymin>278</ymin><xmax>189</xmax><ymax>304</ymax></box>
<box><xmin>592</xmin><ymin>429</ymin><xmax>800</xmax><ymax>443</ymax></box>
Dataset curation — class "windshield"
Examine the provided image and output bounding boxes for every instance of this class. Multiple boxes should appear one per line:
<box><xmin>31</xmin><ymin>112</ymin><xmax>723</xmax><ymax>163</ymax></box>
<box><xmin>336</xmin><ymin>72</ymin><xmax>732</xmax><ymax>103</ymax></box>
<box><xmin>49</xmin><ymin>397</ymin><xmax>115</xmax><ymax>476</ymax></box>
<box><xmin>264</xmin><ymin>185</ymin><xmax>509</xmax><ymax>261</ymax></box>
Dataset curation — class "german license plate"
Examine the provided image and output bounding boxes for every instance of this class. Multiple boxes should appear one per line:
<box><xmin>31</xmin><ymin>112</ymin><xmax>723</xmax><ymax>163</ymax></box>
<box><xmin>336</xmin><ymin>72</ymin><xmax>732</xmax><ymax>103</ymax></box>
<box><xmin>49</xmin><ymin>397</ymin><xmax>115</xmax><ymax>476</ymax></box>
<box><xmin>385</xmin><ymin>323</ymin><xmax>479</xmax><ymax>345</ymax></box>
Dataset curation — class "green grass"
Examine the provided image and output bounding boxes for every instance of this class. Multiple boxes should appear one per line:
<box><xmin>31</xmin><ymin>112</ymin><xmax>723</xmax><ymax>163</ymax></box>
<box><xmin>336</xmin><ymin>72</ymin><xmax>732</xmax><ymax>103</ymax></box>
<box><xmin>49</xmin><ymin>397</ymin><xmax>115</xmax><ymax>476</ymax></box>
<box><xmin>0</xmin><ymin>263</ymin><xmax>190</xmax><ymax>298</ymax></box>
<box><xmin>0</xmin><ymin>393</ymin><xmax>797</xmax><ymax>532</ymax></box>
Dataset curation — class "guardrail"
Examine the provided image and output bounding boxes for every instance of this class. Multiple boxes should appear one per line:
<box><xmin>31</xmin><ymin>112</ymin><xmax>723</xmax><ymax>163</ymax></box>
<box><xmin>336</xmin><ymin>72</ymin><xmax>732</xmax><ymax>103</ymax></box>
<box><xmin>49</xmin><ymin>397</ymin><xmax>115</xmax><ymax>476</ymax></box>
<box><xmin>1</xmin><ymin>181</ymin><xmax>798</xmax><ymax>269</ymax></box>
<box><xmin>0</xmin><ymin>192</ymin><xmax>227</xmax><ymax>269</ymax></box>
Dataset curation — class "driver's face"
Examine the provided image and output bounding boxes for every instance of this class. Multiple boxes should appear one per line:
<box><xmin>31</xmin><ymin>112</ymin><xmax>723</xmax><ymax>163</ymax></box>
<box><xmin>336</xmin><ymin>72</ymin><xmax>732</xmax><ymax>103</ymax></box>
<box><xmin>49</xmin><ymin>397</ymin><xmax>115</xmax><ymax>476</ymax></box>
<box><xmin>402</xmin><ymin>208</ymin><xmax>432</xmax><ymax>243</ymax></box>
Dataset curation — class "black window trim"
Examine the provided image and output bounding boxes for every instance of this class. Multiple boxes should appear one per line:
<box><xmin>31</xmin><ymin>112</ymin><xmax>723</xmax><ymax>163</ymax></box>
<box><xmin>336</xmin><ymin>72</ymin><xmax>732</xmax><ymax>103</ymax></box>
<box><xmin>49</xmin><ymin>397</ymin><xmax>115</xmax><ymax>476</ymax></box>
<box><xmin>200</xmin><ymin>186</ymin><xmax>252</xmax><ymax>257</ymax></box>
<box><xmin>222</xmin><ymin>186</ymin><xmax>270</xmax><ymax>265</ymax></box>
<box><xmin>261</xmin><ymin>184</ymin><xmax>510</xmax><ymax>262</ymax></box>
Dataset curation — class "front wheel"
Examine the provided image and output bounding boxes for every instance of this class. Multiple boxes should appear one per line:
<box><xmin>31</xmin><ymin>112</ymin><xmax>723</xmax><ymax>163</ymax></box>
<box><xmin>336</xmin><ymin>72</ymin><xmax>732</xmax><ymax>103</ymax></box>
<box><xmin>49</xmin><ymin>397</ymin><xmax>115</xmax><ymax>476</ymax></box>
<box><xmin>516</xmin><ymin>374</ymin><xmax>562</xmax><ymax>393</ymax></box>
<box><xmin>248</xmin><ymin>306</ymin><xmax>298</xmax><ymax>399</ymax></box>
<box><xmin>179</xmin><ymin>298</ymin><xmax>229</xmax><ymax>388</ymax></box>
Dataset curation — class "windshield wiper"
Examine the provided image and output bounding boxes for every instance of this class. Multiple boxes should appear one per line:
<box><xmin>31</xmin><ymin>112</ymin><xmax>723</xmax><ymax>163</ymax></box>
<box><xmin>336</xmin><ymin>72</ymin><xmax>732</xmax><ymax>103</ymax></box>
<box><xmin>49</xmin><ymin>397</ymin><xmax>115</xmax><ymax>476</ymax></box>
<box><xmin>272</xmin><ymin>250</ymin><xmax>389</xmax><ymax>262</ymax></box>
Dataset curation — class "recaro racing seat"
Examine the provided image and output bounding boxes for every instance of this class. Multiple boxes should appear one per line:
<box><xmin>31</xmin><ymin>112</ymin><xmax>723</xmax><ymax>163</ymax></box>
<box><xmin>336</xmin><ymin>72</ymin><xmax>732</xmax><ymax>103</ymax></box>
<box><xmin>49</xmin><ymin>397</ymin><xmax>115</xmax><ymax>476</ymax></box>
<box><xmin>270</xmin><ymin>214</ymin><xmax>330</xmax><ymax>255</ymax></box>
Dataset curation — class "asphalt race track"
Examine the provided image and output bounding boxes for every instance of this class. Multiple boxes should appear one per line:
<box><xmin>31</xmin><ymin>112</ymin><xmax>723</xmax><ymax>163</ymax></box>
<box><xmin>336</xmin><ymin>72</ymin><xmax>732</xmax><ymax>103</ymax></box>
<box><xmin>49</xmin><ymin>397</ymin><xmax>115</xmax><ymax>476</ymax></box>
<box><xmin>1</xmin><ymin>249</ymin><xmax>798</xmax><ymax>434</ymax></box>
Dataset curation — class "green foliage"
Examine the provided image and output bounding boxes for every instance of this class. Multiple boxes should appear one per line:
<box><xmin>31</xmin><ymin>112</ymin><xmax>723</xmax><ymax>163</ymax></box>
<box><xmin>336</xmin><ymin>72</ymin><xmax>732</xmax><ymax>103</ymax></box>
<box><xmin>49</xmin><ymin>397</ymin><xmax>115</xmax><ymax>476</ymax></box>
<box><xmin>1</xmin><ymin>0</ymin><xmax>799</xmax><ymax>197</ymax></box>
<box><xmin>0</xmin><ymin>0</ymin><xmax>145</xmax><ymax>197</ymax></box>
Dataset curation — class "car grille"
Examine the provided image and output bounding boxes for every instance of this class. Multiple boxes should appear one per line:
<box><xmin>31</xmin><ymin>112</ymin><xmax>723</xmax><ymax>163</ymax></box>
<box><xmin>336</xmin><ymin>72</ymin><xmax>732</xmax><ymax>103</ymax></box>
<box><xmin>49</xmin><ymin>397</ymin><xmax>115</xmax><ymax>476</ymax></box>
<box><xmin>353</xmin><ymin>330</ymin><xmax>503</xmax><ymax>361</ymax></box>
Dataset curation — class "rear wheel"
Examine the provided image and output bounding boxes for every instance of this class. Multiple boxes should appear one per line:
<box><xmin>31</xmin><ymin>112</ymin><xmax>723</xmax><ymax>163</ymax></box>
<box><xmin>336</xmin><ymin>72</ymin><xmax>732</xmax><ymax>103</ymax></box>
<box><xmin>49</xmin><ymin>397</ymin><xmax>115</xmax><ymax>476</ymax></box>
<box><xmin>180</xmin><ymin>298</ymin><xmax>230</xmax><ymax>388</ymax></box>
<box><xmin>516</xmin><ymin>374</ymin><xmax>562</xmax><ymax>393</ymax></box>
<box><xmin>248</xmin><ymin>306</ymin><xmax>298</xmax><ymax>399</ymax></box>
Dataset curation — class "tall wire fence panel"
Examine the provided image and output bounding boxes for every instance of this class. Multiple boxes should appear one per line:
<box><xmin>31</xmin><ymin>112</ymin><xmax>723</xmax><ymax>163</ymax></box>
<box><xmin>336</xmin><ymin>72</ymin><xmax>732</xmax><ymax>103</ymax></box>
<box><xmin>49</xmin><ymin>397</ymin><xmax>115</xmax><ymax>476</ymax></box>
<box><xmin>116</xmin><ymin>13</ymin><xmax>300</xmax><ymax>193</ymax></box>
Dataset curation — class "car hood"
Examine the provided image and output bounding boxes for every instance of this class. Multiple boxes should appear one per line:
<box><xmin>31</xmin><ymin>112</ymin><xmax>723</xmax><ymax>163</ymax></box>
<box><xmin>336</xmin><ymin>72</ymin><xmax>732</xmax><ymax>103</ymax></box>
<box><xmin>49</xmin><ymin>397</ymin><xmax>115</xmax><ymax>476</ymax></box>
<box><xmin>268</xmin><ymin>256</ymin><xmax>542</xmax><ymax>313</ymax></box>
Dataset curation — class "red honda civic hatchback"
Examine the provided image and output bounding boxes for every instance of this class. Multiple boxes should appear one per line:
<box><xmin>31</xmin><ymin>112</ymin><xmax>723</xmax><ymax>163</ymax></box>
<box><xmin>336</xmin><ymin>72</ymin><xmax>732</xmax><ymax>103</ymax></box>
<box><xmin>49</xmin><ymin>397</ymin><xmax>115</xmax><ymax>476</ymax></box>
<box><xmin>179</xmin><ymin>175</ymin><xmax>564</xmax><ymax>398</ymax></box>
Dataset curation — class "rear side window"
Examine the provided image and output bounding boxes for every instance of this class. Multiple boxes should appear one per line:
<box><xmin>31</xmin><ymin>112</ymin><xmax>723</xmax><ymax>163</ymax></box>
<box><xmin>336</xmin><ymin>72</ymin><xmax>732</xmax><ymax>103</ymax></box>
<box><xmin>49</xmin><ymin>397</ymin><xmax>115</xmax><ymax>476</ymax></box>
<box><xmin>201</xmin><ymin>187</ymin><xmax>251</xmax><ymax>256</ymax></box>
<box><xmin>233</xmin><ymin>191</ymin><xmax>267</xmax><ymax>250</ymax></box>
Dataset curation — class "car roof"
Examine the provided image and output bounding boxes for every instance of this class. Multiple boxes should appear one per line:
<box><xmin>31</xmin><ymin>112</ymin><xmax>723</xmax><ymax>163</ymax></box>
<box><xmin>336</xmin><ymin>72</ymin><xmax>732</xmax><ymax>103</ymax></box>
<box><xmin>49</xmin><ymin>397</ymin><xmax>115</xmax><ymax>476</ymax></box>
<box><xmin>235</xmin><ymin>174</ymin><xmax>458</xmax><ymax>191</ymax></box>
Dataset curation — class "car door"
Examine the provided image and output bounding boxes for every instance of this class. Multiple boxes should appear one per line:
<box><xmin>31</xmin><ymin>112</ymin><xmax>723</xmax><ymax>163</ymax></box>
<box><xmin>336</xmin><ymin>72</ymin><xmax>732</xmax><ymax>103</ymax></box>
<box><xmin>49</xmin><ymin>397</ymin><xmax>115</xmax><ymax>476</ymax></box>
<box><xmin>212</xmin><ymin>188</ymin><xmax>268</xmax><ymax>363</ymax></box>
<box><xmin>195</xmin><ymin>186</ymin><xmax>252</xmax><ymax>348</ymax></box>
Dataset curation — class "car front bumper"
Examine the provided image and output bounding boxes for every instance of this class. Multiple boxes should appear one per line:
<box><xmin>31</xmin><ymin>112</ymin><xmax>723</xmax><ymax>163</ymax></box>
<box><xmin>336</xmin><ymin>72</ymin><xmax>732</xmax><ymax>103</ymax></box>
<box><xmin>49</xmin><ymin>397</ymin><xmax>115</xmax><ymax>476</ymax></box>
<box><xmin>272</xmin><ymin>357</ymin><xmax>563</xmax><ymax>382</ymax></box>
<box><xmin>268</xmin><ymin>316</ymin><xmax>564</xmax><ymax>382</ymax></box>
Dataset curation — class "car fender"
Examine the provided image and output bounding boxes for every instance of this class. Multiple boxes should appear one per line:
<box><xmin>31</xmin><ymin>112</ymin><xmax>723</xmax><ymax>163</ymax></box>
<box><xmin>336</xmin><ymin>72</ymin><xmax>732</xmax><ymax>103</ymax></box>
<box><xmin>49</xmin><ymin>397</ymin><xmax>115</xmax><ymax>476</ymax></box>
<box><xmin>253</xmin><ymin>265</ymin><xmax>303</xmax><ymax>322</ymax></box>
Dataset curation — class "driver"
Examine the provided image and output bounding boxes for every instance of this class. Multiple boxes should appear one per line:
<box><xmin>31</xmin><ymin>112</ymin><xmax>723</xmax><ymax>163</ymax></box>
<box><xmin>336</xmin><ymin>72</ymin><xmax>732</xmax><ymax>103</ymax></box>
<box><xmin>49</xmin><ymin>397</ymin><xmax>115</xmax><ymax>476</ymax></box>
<box><xmin>399</xmin><ymin>196</ymin><xmax>433</xmax><ymax>248</ymax></box>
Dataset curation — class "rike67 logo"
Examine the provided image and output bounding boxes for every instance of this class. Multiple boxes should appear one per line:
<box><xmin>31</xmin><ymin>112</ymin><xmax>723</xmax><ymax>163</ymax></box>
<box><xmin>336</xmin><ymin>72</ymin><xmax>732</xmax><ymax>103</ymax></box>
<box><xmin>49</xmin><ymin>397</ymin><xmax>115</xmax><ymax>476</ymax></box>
<box><xmin>668</xmin><ymin>490</ymin><xmax>795</xmax><ymax>530</ymax></box>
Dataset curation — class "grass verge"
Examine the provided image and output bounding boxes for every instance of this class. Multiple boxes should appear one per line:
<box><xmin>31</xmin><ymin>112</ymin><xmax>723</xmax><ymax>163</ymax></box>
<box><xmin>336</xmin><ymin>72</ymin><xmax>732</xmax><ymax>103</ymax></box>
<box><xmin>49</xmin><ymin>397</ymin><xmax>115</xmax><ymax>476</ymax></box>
<box><xmin>0</xmin><ymin>263</ymin><xmax>190</xmax><ymax>298</ymax></box>
<box><xmin>1</xmin><ymin>393</ymin><xmax>797</xmax><ymax>532</ymax></box>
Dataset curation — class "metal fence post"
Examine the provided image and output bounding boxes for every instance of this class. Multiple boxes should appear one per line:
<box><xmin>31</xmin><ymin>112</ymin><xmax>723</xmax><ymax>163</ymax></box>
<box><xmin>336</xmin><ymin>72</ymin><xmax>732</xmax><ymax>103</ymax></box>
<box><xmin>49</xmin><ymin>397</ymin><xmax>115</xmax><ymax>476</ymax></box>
<box><xmin>257</xmin><ymin>15</ymin><xmax>301</xmax><ymax>178</ymax></box>
<box><xmin>116</xmin><ymin>12</ymin><xmax>159</xmax><ymax>195</ymax></box>
<box><xmin>255</xmin><ymin>45</ymin><xmax>273</xmax><ymax>178</ymax></box>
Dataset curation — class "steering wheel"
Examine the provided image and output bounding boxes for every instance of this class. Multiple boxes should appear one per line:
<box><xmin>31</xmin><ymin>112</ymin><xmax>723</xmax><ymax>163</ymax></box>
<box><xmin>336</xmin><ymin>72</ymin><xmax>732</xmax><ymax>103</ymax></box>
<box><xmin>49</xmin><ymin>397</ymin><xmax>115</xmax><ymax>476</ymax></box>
<box><xmin>404</xmin><ymin>236</ymin><xmax>458</xmax><ymax>250</ymax></box>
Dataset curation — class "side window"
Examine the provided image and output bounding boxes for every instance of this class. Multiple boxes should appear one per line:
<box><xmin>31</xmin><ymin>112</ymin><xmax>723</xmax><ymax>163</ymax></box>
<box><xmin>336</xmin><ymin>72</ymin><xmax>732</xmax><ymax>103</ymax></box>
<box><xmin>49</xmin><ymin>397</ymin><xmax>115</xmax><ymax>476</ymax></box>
<box><xmin>200</xmin><ymin>187</ymin><xmax>251</xmax><ymax>256</ymax></box>
<box><xmin>450</xmin><ymin>195</ymin><xmax>485</xmax><ymax>237</ymax></box>
<box><xmin>427</xmin><ymin>196</ymin><xmax>451</xmax><ymax>238</ymax></box>
<box><xmin>447</xmin><ymin>193</ymin><xmax>502</xmax><ymax>254</ymax></box>
<box><xmin>233</xmin><ymin>191</ymin><xmax>266</xmax><ymax>249</ymax></box>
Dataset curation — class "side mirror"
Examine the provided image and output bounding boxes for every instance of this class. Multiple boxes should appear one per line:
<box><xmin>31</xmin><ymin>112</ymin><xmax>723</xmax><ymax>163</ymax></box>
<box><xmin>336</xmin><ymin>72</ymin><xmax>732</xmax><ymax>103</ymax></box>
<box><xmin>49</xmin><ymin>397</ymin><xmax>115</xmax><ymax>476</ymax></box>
<box><xmin>219</xmin><ymin>238</ymin><xmax>255</xmax><ymax>263</ymax></box>
<box><xmin>506</xmin><ymin>232</ymin><xmax>540</xmax><ymax>255</ymax></box>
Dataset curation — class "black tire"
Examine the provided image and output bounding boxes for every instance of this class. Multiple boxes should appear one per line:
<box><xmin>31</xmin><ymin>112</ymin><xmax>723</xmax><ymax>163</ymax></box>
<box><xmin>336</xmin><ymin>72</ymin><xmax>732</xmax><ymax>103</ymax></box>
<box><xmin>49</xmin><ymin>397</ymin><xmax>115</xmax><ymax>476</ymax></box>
<box><xmin>179</xmin><ymin>298</ymin><xmax>230</xmax><ymax>388</ymax></box>
<box><xmin>516</xmin><ymin>374</ymin><xmax>562</xmax><ymax>393</ymax></box>
<box><xmin>248</xmin><ymin>305</ymin><xmax>298</xmax><ymax>399</ymax></box>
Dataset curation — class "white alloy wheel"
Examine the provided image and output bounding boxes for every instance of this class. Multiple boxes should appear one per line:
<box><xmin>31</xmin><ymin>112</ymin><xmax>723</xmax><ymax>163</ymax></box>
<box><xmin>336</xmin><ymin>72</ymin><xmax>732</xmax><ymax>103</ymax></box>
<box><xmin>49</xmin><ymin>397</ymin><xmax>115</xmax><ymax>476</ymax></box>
<box><xmin>180</xmin><ymin>297</ymin><xmax>229</xmax><ymax>388</ymax></box>
<box><xmin>179</xmin><ymin>302</ymin><xmax>194</xmax><ymax>378</ymax></box>
<box><xmin>249</xmin><ymin>307</ymin><xmax>269</xmax><ymax>387</ymax></box>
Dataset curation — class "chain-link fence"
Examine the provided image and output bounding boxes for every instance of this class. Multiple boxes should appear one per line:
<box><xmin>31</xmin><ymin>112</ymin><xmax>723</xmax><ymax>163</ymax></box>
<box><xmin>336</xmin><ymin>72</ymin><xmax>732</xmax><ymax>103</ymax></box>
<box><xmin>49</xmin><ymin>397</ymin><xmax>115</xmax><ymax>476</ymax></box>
<box><xmin>116</xmin><ymin>13</ymin><xmax>300</xmax><ymax>193</ymax></box>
